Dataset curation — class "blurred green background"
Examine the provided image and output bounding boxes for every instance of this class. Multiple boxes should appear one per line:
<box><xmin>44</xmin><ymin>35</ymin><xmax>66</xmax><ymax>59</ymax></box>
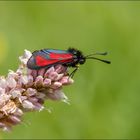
<box><xmin>0</xmin><ymin>1</ymin><xmax>140</xmax><ymax>139</ymax></box>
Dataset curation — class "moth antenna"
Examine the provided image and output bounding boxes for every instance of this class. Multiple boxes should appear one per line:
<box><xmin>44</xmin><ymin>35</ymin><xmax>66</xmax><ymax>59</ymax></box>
<box><xmin>86</xmin><ymin>57</ymin><xmax>111</xmax><ymax>64</ymax></box>
<box><xmin>85</xmin><ymin>52</ymin><xmax>108</xmax><ymax>58</ymax></box>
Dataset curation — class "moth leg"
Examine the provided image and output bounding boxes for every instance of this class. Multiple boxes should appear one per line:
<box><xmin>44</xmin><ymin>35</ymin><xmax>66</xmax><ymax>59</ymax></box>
<box><xmin>69</xmin><ymin>65</ymin><xmax>79</xmax><ymax>78</ymax></box>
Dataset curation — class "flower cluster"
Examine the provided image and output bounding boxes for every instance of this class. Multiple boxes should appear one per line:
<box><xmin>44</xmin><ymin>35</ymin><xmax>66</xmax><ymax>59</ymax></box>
<box><xmin>0</xmin><ymin>50</ymin><xmax>74</xmax><ymax>131</ymax></box>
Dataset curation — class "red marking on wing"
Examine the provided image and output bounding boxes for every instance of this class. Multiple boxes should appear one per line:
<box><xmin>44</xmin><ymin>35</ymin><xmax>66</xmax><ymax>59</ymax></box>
<box><xmin>50</xmin><ymin>53</ymin><xmax>73</xmax><ymax>63</ymax></box>
<box><xmin>50</xmin><ymin>53</ymin><xmax>73</xmax><ymax>60</ymax></box>
<box><xmin>36</xmin><ymin>56</ymin><xmax>59</xmax><ymax>67</ymax></box>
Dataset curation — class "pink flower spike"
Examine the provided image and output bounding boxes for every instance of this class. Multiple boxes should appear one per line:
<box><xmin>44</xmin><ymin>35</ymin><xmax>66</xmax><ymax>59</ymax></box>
<box><xmin>0</xmin><ymin>100</ymin><xmax>17</xmax><ymax>115</ymax></box>
<box><xmin>43</xmin><ymin>78</ymin><xmax>51</xmax><ymax>87</ymax></box>
<box><xmin>0</xmin><ymin>113</ymin><xmax>4</xmax><ymax>119</ymax></box>
<box><xmin>36</xmin><ymin>92</ymin><xmax>46</xmax><ymax>99</ymax></box>
<box><xmin>8</xmin><ymin>115</ymin><xmax>21</xmax><ymax>125</ymax></box>
<box><xmin>19</xmin><ymin>75</ymin><xmax>29</xmax><ymax>85</ymax></box>
<box><xmin>28</xmin><ymin>74</ymin><xmax>34</xmax><ymax>81</ymax></box>
<box><xmin>38</xmin><ymin>68</ymin><xmax>46</xmax><ymax>77</ymax></box>
<box><xmin>51</xmin><ymin>82</ymin><xmax>62</xmax><ymax>89</ymax></box>
<box><xmin>46</xmin><ymin>90</ymin><xmax>67</xmax><ymax>101</ymax></box>
<box><xmin>67</xmin><ymin>78</ymin><xmax>74</xmax><ymax>84</ymax></box>
<box><xmin>0</xmin><ymin>49</ymin><xmax>74</xmax><ymax>131</ymax></box>
<box><xmin>55</xmin><ymin>73</ymin><xmax>64</xmax><ymax>81</ymax></box>
<box><xmin>16</xmin><ymin>66</ymin><xmax>24</xmax><ymax>75</ymax></box>
<box><xmin>26</xmin><ymin>68</ymin><xmax>32</xmax><ymax>75</ymax></box>
<box><xmin>60</xmin><ymin>76</ymin><xmax>74</xmax><ymax>85</ymax></box>
<box><xmin>13</xmin><ymin>108</ymin><xmax>23</xmax><ymax>116</ymax></box>
<box><xmin>18</xmin><ymin>96</ymin><xmax>27</xmax><ymax>103</ymax></box>
<box><xmin>0</xmin><ymin>77</ymin><xmax>7</xmax><ymax>89</ymax></box>
<box><xmin>47</xmin><ymin>72</ymin><xmax>58</xmax><ymax>81</ymax></box>
<box><xmin>34</xmin><ymin>76</ymin><xmax>44</xmax><ymax>87</ymax></box>
<box><xmin>55</xmin><ymin>65</ymin><xmax>67</xmax><ymax>74</ymax></box>
<box><xmin>10</xmin><ymin>89</ymin><xmax>21</xmax><ymax>99</ymax></box>
<box><xmin>26</xmin><ymin>88</ymin><xmax>37</xmax><ymax>97</ymax></box>
<box><xmin>24</xmin><ymin>49</ymin><xmax>32</xmax><ymax>58</ymax></box>
<box><xmin>19</xmin><ymin>49</ymin><xmax>32</xmax><ymax>65</ymax></box>
<box><xmin>33</xmin><ymin>102</ymin><xmax>44</xmax><ymax>111</ymax></box>
<box><xmin>0</xmin><ymin>87</ymin><xmax>5</xmax><ymax>95</ymax></box>
<box><xmin>28</xmin><ymin>97</ymin><xmax>38</xmax><ymax>103</ymax></box>
<box><xmin>22</xmin><ymin>100</ymin><xmax>34</xmax><ymax>109</ymax></box>
<box><xmin>0</xmin><ymin>92</ymin><xmax>11</xmax><ymax>107</ymax></box>
<box><xmin>30</xmin><ymin>70</ymin><xmax>38</xmax><ymax>79</ymax></box>
<box><xmin>44</xmin><ymin>66</ymin><xmax>55</xmax><ymax>77</ymax></box>
<box><xmin>8</xmin><ymin>70</ymin><xmax>19</xmax><ymax>79</ymax></box>
<box><xmin>6</xmin><ymin>77</ymin><xmax>17</xmax><ymax>89</ymax></box>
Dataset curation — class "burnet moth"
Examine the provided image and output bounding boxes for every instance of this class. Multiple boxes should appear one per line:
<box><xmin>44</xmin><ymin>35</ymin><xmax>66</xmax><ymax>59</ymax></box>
<box><xmin>27</xmin><ymin>48</ymin><xmax>111</xmax><ymax>77</ymax></box>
